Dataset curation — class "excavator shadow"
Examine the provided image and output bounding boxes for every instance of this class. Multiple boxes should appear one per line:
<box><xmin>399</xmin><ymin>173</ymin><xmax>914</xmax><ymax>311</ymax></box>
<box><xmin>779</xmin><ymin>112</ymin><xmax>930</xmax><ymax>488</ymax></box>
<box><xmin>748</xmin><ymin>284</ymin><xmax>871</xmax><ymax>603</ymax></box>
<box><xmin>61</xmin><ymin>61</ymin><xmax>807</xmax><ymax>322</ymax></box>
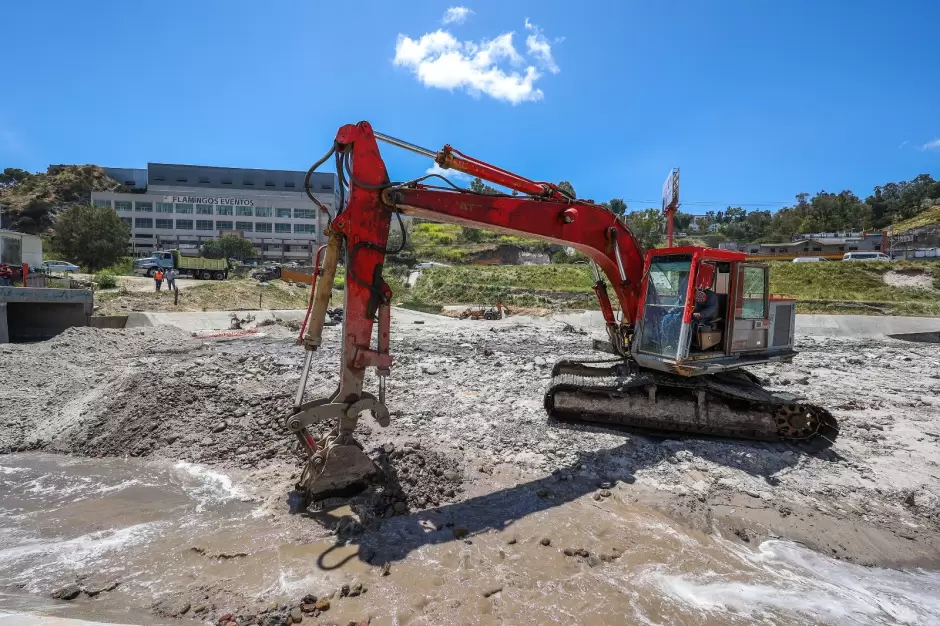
<box><xmin>315</xmin><ymin>432</ymin><xmax>844</xmax><ymax>570</ymax></box>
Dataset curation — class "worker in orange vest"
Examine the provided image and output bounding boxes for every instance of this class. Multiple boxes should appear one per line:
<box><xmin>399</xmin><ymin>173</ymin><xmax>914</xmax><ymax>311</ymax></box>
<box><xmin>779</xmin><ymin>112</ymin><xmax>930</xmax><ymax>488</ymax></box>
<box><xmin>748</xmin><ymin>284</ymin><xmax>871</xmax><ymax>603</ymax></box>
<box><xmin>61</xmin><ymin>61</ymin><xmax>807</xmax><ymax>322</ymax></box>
<box><xmin>154</xmin><ymin>268</ymin><xmax>164</xmax><ymax>291</ymax></box>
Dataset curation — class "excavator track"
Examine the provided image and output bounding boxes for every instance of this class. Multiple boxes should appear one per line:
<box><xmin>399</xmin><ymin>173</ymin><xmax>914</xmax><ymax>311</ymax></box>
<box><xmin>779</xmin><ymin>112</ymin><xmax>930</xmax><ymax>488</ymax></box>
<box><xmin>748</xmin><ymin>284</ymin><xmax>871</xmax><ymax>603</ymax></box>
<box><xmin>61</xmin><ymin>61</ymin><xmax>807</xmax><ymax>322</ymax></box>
<box><xmin>544</xmin><ymin>359</ymin><xmax>838</xmax><ymax>452</ymax></box>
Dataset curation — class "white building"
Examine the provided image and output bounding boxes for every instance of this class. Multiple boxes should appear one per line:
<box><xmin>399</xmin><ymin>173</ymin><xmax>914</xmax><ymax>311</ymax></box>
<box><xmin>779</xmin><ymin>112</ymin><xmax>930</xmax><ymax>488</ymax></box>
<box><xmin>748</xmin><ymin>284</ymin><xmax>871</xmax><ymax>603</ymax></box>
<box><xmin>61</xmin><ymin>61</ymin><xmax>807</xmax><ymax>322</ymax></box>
<box><xmin>92</xmin><ymin>163</ymin><xmax>338</xmax><ymax>263</ymax></box>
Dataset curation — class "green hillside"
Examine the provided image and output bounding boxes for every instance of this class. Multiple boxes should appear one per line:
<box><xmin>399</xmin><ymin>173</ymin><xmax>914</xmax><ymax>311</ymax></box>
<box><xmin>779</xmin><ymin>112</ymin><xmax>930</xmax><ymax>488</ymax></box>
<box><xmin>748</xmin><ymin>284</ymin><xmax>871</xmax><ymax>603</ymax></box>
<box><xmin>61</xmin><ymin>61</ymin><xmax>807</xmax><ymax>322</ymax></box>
<box><xmin>404</xmin><ymin>260</ymin><xmax>940</xmax><ymax>316</ymax></box>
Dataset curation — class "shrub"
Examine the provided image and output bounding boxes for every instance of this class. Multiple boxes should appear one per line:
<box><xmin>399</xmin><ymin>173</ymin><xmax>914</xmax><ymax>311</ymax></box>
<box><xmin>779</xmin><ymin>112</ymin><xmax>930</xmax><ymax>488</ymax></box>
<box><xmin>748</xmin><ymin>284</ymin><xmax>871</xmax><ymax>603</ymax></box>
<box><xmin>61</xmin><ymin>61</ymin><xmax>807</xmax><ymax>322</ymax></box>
<box><xmin>94</xmin><ymin>270</ymin><xmax>118</xmax><ymax>289</ymax></box>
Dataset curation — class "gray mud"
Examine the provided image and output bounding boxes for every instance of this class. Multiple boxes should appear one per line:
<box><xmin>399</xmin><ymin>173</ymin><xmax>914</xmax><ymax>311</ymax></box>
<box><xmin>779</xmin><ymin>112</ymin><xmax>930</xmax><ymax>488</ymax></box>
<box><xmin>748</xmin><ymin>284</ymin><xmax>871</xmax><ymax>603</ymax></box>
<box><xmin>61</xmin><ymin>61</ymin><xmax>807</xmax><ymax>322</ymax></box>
<box><xmin>2</xmin><ymin>319</ymin><xmax>940</xmax><ymax>623</ymax></box>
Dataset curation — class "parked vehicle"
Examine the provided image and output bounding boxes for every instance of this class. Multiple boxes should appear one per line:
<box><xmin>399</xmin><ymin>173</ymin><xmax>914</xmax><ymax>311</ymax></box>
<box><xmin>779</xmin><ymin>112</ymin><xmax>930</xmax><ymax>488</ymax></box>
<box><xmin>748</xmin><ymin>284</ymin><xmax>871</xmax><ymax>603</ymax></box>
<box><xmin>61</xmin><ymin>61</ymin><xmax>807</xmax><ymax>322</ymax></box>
<box><xmin>843</xmin><ymin>252</ymin><xmax>890</xmax><ymax>262</ymax></box>
<box><xmin>792</xmin><ymin>257</ymin><xmax>827</xmax><ymax>263</ymax></box>
<box><xmin>133</xmin><ymin>250</ymin><xmax>230</xmax><ymax>279</ymax></box>
<box><xmin>40</xmin><ymin>260</ymin><xmax>79</xmax><ymax>273</ymax></box>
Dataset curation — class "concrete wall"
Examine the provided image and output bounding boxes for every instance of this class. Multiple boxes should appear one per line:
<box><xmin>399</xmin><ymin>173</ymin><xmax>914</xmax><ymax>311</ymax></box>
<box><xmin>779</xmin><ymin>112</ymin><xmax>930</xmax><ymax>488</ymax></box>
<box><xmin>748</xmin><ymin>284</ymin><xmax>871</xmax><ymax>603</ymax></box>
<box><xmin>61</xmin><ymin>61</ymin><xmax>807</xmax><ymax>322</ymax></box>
<box><xmin>0</xmin><ymin>287</ymin><xmax>93</xmax><ymax>342</ymax></box>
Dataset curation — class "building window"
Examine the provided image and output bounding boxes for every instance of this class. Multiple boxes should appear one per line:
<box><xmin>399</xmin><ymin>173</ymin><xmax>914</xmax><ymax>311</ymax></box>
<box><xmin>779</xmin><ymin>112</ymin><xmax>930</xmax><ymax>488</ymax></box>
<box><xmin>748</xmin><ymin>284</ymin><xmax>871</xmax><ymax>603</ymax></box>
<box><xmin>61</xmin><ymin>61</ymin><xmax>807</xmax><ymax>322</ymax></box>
<box><xmin>769</xmin><ymin>248</ymin><xmax>776</xmax><ymax>253</ymax></box>
<box><xmin>750</xmin><ymin>248</ymin><xmax>759</xmax><ymax>253</ymax></box>
<box><xmin>255</xmin><ymin>206</ymin><xmax>272</xmax><ymax>217</ymax></box>
<box><xmin>255</xmin><ymin>222</ymin><xmax>273</xmax><ymax>233</ymax></box>
<box><xmin>294</xmin><ymin>224</ymin><xmax>316</xmax><ymax>234</ymax></box>
<box><xmin>849</xmin><ymin>246</ymin><xmax>858</xmax><ymax>251</ymax></box>
<box><xmin>236</xmin><ymin>206</ymin><xmax>253</xmax><ymax>216</ymax></box>
<box><xmin>275</xmin><ymin>223</ymin><xmax>292</xmax><ymax>234</ymax></box>
<box><xmin>264</xmin><ymin>244</ymin><xmax>281</xmax><ymax>251</ymax></box>
<box><xmin>176</xmin><ymin>219</ymin><xmax>194</xmax><ymax>230</ymax></box>
<box><xmin>812</xmin><ymin>247</ymin><xmax>821</xmax><ymax>251</ymax></box>
<box><xmin>221</xmin><ymin>179</ymin><xmax>232</xmax><ymax>185</ymax></box>
<box><xmin>216</xmin><ymin>205</ymin><xmax>233</xmax><ymax>216</ymax></box>
<box><xmin>236</xmin><ymin>221</ymin><xmax>254</xmax><ymax>232</ymax></box>
<box><xmin>276</xmin><ymin>207</ymin><xmax>291</xmax><ymax>218</ymax></box>
<box><xmin>803</xmin><ymin>247</ymin><xmax>809</xmax><ymax>252</ymax></box>
<box><xmin>839</xmin><ymin>246</ymin><xmax>845</xmax><ymax>251</ymax></box>
<box><xmin>153</xmin><ymin>175</ymin><xmax>165</xmax><ymax>182</ymax></box>
<box><xmin>198</xmin><ymin>176</ymin><xmax>210</xmax><ymax>184</ymax></box>
<box><xmin>175</xmin><ymin>177</ymin><xmax>188</xmax><ymax>183</ymax></box>
<box><xmin>196</xmin><ymin>204</ymin><xmax>213</xmax><ymax>215</ymax></box>
<box><xmin>134</xmin><ymin>233</ymin><xmax>154</xmax><ymax>239</ymax></box>
<box><xmin>196</xmin><ymin>220</ymin><xmax>214</xmax><ymax>231</ymax></box>
<box><xmin>176</xmin><ymin>203</ymin><xmax>194</xmax><ymax>214</ymax></box>
<box><xmin>216</xmin><ymin>220</ymin><xmax>234</xmax><ymax>230</ymax></box>
<box><xmin>284</xmin><ymin>181</ymin><xmax>295</xmax><ymax>188</ymax></box>
<box><xmin>244</xmin><ymin>179</ymin><xmax>254</xmax><ymax>186</ymax></box>
<box><xmin>155</xmin><ymin>218</ymin><xmax>173</xmax><ymax>229</ymax></box>
<box><xmin>135</xmin><ymin>201</ymin><xmax>153</xmax><ymax>212</ymax></box>
<box><xmin>156</xmin><ymin>202</ymin><xmax>174</xmax><ymax>213</ymax></box>
<box><xmin>320</xmin><ymin>184</ymin><xmax>332</xmax><ymax>191</ymax></box>
<box><xmin>874</xmin><ymin>244</ymin><xmax>881</xmax><ymax>250</ymax></box>
<box><xmin>294</xmin><ymin>208</ymin><xmax>316</xmax><ymax>220</ymax></box>
<box><xmin>113</xmin><ymin>200</ymin><xmax>132</xmax><ymax>212</ymax></box>
<box><xmin>265</xmin><ymin>181</ymin><xmax>275</xmax><ymax>187</ymax></box>
<box><xmin>135</xmin><ymin>218</ymin><xmax>153</xmax><ymax>228</ymax></box>
<box><xmin>120</xmin><ymin>217</ymin><xmax>132</xmax><ymax>228</ymax></box>
<box><xmin>94</xmin><ymin>199</ymin><xmax>111</xmax><ymax>208</ymax></box>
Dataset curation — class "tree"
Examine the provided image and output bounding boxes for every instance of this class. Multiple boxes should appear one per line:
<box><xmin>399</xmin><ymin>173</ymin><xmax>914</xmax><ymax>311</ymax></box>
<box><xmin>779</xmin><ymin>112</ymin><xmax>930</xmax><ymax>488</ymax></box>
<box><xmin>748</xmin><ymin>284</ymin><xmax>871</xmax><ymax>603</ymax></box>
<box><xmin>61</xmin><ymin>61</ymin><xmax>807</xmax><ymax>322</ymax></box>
<box><xmin>202</xmin><ymin>235</ymin><xmax>256</xmax><ymax>261</ymax></box>
<box><xmin>605</xmin><ymin>198</ymin><xmax>628</xmax><ymax>216</ymax></box>
<box><xmin>50</xmin><ymin>205</ymin><xmax>130</xmax><ymax>271</ymax></box>
<box><xmin>557</xmin><ymin>181</ymin><xmax>576</xmax><ymax>198</ymax></box>
<box><xmin>623</xmin><ymin>209</ymin><xmax>664</xmax><ymax>250</ymax></box>
<box><xmin>0</xmin><ymin>168</ymin><xmax>31</xmax><ymax>188</ymax></box>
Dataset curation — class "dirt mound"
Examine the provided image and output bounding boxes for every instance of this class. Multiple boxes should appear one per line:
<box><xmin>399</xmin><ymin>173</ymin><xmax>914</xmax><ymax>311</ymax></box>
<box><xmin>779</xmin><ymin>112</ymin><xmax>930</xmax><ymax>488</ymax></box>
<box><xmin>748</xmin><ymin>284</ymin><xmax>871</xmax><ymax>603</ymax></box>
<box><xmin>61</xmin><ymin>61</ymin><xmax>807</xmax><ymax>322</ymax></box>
<box><xmin>883</xmin><ymin>269</ymin><xmax>936</xmax><ymax>290</ymax></box>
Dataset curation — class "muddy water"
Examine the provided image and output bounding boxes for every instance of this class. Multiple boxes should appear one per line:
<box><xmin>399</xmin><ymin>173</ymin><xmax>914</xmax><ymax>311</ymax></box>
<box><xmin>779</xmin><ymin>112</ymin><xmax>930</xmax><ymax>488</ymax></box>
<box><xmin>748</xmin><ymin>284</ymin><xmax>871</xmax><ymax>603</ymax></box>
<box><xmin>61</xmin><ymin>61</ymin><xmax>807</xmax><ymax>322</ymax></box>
<box><xmin>1</xmin><ymin>455</ymin><xmax>939</xmax><ymax>626</ymax></box>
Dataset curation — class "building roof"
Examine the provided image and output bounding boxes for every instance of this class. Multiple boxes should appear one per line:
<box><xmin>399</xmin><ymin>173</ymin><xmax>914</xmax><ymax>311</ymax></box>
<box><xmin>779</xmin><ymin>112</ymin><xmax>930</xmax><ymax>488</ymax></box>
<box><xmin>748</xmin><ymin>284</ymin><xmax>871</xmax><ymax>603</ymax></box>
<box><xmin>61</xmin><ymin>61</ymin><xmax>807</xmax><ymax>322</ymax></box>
<box><xmin>147</xmin><ymin>163</ymin><xmax>334</xmax><ymax>193</ymax></box>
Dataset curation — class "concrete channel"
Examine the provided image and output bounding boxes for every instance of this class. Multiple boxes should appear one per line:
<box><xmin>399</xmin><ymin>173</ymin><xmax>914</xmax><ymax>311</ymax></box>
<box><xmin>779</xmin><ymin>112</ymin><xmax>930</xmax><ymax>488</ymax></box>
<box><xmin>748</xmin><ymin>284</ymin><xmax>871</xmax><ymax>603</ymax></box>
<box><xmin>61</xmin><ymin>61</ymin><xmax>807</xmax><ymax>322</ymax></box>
<box><xmin>0</xmin><ymin>287</ymin><xmax>94</xmax><ymax>343</ymax></box>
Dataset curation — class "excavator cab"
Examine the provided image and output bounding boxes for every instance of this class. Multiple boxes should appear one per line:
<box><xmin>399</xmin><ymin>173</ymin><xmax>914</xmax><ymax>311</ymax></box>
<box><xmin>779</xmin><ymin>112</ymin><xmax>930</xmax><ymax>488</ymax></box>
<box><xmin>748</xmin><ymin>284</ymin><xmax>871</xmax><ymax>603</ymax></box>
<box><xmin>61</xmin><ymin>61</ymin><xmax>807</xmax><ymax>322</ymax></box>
<box><xmin>632</xmin><ymin>247</ymin><xmax>797</xmax><ymax>376</ymax></box>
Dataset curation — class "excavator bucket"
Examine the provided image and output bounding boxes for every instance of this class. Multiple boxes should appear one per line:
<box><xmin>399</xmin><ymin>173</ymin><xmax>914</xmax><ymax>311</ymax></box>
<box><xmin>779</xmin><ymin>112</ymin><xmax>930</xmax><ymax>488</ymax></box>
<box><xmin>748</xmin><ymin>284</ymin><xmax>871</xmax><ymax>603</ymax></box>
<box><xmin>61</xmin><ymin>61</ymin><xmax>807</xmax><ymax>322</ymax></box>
<box><xmin>297</xmin><ymin>439</ymin><xmax>379</xmax><ymax>500</ymax></box>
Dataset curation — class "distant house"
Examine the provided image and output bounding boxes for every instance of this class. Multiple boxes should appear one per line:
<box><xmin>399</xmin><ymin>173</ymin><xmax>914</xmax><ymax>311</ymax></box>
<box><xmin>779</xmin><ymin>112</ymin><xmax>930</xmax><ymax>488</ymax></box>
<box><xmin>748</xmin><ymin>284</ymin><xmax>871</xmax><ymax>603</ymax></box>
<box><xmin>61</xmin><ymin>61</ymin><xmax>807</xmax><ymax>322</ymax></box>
<box><xmin>719</xmin><ymin>232</ymin><xmax>886</xmax><ymax>260</ymax></box>
<box><xmin>707</xmin><ymin>223</ymin><xmax>721</xmax><ymax>233</ymax></box>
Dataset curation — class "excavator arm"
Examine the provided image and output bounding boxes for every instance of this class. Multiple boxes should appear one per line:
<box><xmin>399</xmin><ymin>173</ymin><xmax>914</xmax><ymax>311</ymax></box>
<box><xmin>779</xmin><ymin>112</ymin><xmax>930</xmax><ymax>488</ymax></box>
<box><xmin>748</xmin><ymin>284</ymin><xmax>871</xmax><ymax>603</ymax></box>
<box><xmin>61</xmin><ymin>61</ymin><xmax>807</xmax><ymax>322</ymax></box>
<box><xmin>286</xmin><ymin>120</ymin><xmax>648</xmax><ymax>498</ymax></box>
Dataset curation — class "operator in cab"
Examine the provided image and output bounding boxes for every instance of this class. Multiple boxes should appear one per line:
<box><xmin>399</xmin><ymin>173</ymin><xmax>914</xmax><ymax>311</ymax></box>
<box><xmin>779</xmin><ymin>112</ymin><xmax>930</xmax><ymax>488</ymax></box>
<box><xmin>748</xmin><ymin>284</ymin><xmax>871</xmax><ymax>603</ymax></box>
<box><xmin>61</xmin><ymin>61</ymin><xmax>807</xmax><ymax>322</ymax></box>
<box><xmin>692</xmin><ymin>263</ymin><xmax>719</xmax><ymax>326</ymax></box>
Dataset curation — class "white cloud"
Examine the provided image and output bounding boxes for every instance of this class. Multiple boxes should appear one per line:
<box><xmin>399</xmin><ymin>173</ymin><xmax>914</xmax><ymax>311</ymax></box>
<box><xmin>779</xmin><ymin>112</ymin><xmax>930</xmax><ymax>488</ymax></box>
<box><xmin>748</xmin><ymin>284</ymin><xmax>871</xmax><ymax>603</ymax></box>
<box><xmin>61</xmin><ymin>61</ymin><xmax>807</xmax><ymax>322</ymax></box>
<box><xmin>394</xmin><ymin>28</ymin><xmax>546</xmax><ymax>104</ymax></box>
<box><xmin>442</xmin><ymin>7</ymin><xmax>473</xmax><ymax>24</ymax></box>
<box><xmin>898</xmin><ymin>140</ymin><xmax>909</xmax><ymax>150</ymax></box>
<box><xmin>920</xmin><ymin>138</ymin><xmax>940</xmax><ymax>151</ymax></box>
<box><xmin>523</xmin><ymin>18</ymin><xmax>559</xmax><ymax>74</ymax></box>
<box><xmin>426</xmin><ymin>163</ymin><xmax>469</xmax><ymax>180</ymax></box>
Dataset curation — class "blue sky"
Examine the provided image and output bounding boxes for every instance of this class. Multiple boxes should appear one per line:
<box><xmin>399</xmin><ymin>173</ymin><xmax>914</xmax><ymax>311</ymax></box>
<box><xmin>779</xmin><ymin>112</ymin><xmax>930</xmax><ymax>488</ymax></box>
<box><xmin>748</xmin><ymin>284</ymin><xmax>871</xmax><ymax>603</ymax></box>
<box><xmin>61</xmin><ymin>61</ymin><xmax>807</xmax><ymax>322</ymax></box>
<box><xmin>1</xmin><ymin>0</ymin><xmax>938</xmax><ymax>215</ymax></box>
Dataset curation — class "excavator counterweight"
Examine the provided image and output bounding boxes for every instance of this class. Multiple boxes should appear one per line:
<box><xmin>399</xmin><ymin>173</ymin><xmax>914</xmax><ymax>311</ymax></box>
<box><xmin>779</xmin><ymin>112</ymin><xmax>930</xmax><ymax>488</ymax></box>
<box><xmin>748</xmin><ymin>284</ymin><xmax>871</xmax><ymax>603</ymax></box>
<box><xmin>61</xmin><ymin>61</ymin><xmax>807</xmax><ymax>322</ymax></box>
<box><xmin>284</xmin><ymin>122</ymin><xmax>838</xmax><ymax>500</ymax></box>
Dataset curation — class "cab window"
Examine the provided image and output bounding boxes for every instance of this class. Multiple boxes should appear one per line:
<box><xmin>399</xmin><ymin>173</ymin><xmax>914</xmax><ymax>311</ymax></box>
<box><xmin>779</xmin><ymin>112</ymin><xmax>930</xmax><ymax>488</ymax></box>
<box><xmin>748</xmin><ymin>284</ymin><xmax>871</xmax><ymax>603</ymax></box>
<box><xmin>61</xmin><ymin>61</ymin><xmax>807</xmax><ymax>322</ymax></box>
<box><xmin>736</xmin><ymin>266</ymin><xmax>767</xmax><ymax>319</ymax></box>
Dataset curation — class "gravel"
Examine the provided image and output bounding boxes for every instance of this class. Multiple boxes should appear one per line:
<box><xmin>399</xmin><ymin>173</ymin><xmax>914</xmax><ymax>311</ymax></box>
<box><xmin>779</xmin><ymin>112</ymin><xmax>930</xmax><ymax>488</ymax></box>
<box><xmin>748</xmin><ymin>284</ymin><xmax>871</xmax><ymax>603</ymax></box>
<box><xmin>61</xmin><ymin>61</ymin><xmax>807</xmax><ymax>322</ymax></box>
<box><xmin>2</xmin><ymin>319</ymin><xmax>940</xmax><ymax>565</ymax></box>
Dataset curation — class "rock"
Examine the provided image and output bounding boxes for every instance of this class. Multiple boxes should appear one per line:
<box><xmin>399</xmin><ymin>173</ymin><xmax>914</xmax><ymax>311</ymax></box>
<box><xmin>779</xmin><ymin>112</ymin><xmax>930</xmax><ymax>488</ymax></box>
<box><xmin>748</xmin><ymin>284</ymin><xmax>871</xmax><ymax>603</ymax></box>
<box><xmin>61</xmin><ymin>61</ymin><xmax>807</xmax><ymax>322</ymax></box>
<box><xmin>506</xmin><ymin>537</ymin><xmax>517</xmax><ymax>545</ymax></box>
<box><xmin>482</xmin><ymin>585</ymin><xmax>503</xmax><ymax>598</ymax></box>
<box><xmin>394</xmin><ymin>501</ymin><xmax>407</xmax><ymax>513</ymax></box>
<box><xmin>540</xmin><ymin>537</ymin><xmax>551</xmax><ymax>546</ymax></box>
<box><xmin>534</xmin><ymin>356</ymin><xmax>547</xmax><ymax>367</ymax></box>
<box><xmin>453</xmin><ymin>527</ymin><xmax>469</xmax><ymax>539</ymax></box>
<box><xmin>563</xmin><ymin>548</ymin><xmax>575</xmax><ymax>556</ymax></box>
<box><xmin>340</xmin><ymin>584</ymin><xmax>350</xmax><ymax>598</ymax></box>
<box><xmin>421</xmin><ymin>363</ymin><xmax>440</xmax><ymax>375</ymax></box>
<box><xmin>52</xmin><ymin>583</ymin><xmax>81</xmax><ymax>601</ymax></box>
<box><xmin>587</xmin><ymin>555</ymin><xmax>601</xmax><ymax>567</ymax></box>
<box><xmin>743</xmin><ymin>489</ymin><xmax>761</xmax><ymax>498</ymax></box>
<box><xmin>600</xmin><ymin>489</ymin><xmax>612</xmax><ymax>498</ymax></box>
<box><xmin>347</xmin><ymin>580</ymin><xmax>363</xmax><ymax>597</ymax></box>
<box><xmin>261</xmin><ymin>613</ymin><xmax>286</xmax><ymax>626</ymax></box>
<box><xmin>212</xmin><ymin>421</ymin><xmax>228</xmax><ymax>433</ymax></box>
<box><xmin>443</xmin><ymin>470</ymin><xmax>459</xmax><ymax>481</ymax></box>
<box><xmin>83</xmin><ymin>581</ymin><xmax>120</xmax><ymax>596</ymax></box>
<box><xmin>164</xmin><ymin>434</ymin><xmax>179</xmax><ymax>445</ymax></box>
<box><xmin>301</xmin><ymin>604</ymin><xmax>318</xmax><ymax>614</ymax></box>
<box><xmin>599</xmin><ymin>481</ymin><xmax>612</xmax><ymax>489</ymax></box>
<box><xmin>380</xmin><ymin>562</ymin><xmax>391</xmax><ymax>576</ymax></box>
<box><xmin>575</xmin><ymin>548</ymin><xmax>590</xmax><ymax>558</ymax></box>
<box><xmin>314</xmin><ymin>597</ymin><xmax>330</xmax><ymax>612</ymax></box>
<box><xmin>290</xmin><ymin>607</ymin><xmax>303</xmax><ymax>623</ymax></box>
<box><xmin>193</xmin><ymin>604</ymin><xmax>207</xmax><ymax>614</ymax></box>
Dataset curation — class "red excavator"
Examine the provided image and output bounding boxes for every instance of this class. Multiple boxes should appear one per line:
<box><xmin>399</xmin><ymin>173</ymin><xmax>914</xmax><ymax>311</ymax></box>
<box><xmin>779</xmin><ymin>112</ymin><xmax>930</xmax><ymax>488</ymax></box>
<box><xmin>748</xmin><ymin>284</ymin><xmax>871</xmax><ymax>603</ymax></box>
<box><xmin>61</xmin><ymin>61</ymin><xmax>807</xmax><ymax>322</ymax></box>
<box><xmin>285</xmin><ymin>121</ymin><xmax>838</xmax><ymax>498</ymax></box>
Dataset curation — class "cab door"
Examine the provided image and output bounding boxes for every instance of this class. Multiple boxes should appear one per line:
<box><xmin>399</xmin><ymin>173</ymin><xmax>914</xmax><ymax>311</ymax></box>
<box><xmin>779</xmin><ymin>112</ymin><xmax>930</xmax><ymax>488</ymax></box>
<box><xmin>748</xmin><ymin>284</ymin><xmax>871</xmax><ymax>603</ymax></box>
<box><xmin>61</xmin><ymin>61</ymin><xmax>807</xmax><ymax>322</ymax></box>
<box><xmin>728</xmin><ymin>262</ymin><xmax>770</xmax><ymax>353</ymax></box>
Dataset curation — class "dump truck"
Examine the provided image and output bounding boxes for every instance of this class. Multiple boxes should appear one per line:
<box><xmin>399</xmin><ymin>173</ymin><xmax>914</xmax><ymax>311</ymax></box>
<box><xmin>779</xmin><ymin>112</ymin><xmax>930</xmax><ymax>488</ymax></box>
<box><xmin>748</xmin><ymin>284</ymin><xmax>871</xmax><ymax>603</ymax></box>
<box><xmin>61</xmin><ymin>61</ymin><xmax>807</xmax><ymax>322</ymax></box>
<box><xmin>133</xmin><ymin>250</ymin><xmax>230</xmax><ymax>280</ymax></box>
